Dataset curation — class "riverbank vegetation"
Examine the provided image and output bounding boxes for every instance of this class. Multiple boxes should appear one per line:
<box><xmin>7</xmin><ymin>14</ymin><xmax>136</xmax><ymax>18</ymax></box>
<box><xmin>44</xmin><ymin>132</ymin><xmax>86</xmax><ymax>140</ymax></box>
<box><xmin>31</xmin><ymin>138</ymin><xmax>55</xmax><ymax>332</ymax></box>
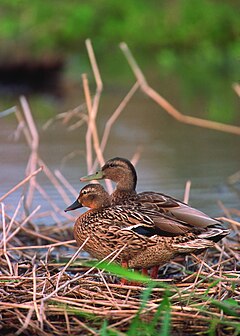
<box><xmin>0</xmin><ymin>1</ymin><xmax>239</xmax><ymax>124</ymax></box>
<box><xmin>1</xmin><ymin>1</ymin><xmax>239</xmax><ymax>59</ymax></box>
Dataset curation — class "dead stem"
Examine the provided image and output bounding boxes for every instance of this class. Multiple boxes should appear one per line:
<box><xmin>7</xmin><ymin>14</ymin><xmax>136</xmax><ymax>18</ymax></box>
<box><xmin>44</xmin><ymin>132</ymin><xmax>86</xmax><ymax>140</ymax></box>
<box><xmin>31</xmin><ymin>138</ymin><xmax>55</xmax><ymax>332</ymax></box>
<box><xmin>233</xmin><ymin>83</ymin><xmax>240</xmax><ymax>97</ymax></box>
<box><xmin>120</xmin><ymin>42</ymin><xmax>240</xmax><ymax>136</ymax></box>
<box><xmin>20</xmin><ymin>96</ymin><xmax>39</xmax><ymax>210</ymax></box>
<box><xmin>56</xmin><ymin>237</ymin><xmax>90</xmax><ymax>289</ymax></box>
<box><xmin>38</xmin><ymin>157</ymin><xmax>72</xmax><ymax>205</ymax></box>
<box><xmin>82</xmin><ymin>72</ymin><xmax>113</xmax><ymax>193</ymax></box>
<box><xmin>32</xmin><ymin>262</ymin><xmax>42</xmax><ymax>324</ymax></box>
<box><xmin>0</xmin><ymin>166</ymin><xmax>43</xmax><ymax>202</ymax></box>
<box><xmin>183</xmin><ymin>180</ymin><xmax>191</xmax><ymax>204</ymax></box>
<box><xmin>72</xmin><ymin>318</ymin><xmax>99</xmax><ymax>335</ymax></box>
<box><xmin>54</xmin><ymin>170</ymin><xmax>78</xmax><ymax>198</ymax></box>
<box><xmin>98</xmin><ymin>81</ymin><xmax>139</xmax><ymax>159</ymax></box>
<box><xmin>15</xmin><ymin>306</ymin><xmax>35</xmax><ymax>336</ymax></box>
<box><xmin>8</xmin><ymin>240</ymin><xmax>76</xmax><ymax>251</ymax></box>
<box><xmin>5</xmin><ymin>205</ymin><xmax>41</xmax><ymax>244</ymax></box>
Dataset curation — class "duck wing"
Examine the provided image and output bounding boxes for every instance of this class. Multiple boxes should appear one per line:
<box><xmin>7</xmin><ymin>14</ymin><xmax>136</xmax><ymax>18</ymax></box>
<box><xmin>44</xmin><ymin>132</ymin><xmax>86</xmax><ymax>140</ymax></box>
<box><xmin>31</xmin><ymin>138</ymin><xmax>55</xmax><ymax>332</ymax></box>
<box><xmin>104</xmin><ymin>205</ymin><xmax>199</xmax><ymax>237</ymax></box>
<box><xmin>137</xmin><ymin>191</ymin><xmax>220</xmax><ymax>227</ymax></box>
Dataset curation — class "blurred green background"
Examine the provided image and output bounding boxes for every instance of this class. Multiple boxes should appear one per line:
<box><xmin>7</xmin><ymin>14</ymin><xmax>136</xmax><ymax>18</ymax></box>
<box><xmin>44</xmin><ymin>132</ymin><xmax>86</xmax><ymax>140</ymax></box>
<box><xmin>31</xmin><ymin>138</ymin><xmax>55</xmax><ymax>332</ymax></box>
<box><xmin>0</xmin><ymin>0</ymin><xmax>239</xmax><ymax>122</ymax></box>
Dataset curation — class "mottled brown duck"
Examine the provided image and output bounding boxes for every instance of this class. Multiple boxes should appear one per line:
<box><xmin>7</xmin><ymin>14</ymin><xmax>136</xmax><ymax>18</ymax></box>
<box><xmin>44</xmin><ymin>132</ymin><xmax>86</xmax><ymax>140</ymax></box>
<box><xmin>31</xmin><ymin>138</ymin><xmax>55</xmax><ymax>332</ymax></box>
<box><xmin>65</xmin><ymin>184</ymin><xmax>229</xmax><ymax>277</ymax></box>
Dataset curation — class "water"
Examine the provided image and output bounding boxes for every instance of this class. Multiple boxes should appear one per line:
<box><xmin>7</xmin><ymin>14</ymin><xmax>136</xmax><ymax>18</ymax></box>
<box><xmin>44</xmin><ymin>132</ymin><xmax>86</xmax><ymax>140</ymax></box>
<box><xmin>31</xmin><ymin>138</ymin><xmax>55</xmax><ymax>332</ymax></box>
<box><xmin>1</xmin><ymin>87</ymin><xmax>240</xmax><ymax>224</ymax></box>
<box><xmin>1</xmin><ymin>54</ymin><xmax>240</xmax><ymax>222</ymax></box>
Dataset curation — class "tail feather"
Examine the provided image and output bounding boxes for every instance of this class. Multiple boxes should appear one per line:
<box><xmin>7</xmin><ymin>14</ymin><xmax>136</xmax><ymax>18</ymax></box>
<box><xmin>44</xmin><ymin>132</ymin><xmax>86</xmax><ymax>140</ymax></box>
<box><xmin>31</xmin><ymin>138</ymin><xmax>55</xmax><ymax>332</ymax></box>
<box><xmin>172</xmin><ymin>226</ymin><xmax>229</xmax><ymax>253</ymax></box>
<box><xmin>199</xmin><ymin>227</ymin><xmax>230</xmax><ymax>243</ymax></box>
<box><xmin>170</xmin><ymin>203</ymin><xmax>221</xmax><ymax>228</ymax></box>
<box><xmin>173</xmin><ymin>238</ymin><xmax>214</xmax><ymax>253</ymax></box>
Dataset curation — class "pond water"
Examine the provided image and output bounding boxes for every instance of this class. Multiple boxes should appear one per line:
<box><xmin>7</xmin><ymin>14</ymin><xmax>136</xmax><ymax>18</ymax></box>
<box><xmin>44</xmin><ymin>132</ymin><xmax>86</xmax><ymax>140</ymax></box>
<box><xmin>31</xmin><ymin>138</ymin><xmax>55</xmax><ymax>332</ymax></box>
<box><xmin>0</xmin><ymin>73</ymin><xmax>240</xmax><ymax>223</ymax></box>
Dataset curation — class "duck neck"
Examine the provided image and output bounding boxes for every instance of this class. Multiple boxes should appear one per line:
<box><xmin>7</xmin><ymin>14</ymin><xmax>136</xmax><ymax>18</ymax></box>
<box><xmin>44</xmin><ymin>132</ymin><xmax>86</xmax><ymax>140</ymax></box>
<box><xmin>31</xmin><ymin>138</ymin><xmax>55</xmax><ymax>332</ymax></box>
<box><xmin>111</xmin><ymin>189</ymin><xmax>137</xmax><ymax>205</ymax></box>
<box><xmin>110</xmin><ymin>167</ymin><xmax>137</xmax><ymax>204</ymax></box>
<box><xmin>101</xmin><ymin>198</ymin><xmax>111</xmax><ymax>208</ymax></box>
<box><xmin>116</xmin><ymin>173</ymin><xmax>137</xmax><ymax>192</ymax></box>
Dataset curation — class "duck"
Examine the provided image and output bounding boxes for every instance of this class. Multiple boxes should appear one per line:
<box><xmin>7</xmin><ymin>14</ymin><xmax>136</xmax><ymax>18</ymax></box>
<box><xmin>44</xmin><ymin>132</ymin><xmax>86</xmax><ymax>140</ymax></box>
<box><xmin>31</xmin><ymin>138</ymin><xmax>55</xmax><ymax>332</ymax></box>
<box><xmin>65</xmin><ymin>183</ymin><xmax>229</xmax><ymax>275</ymax></box>
<box><xmin>80</xmin><ymin>157</ymin><xmax>223</xmax><ymax>228</ymax></box>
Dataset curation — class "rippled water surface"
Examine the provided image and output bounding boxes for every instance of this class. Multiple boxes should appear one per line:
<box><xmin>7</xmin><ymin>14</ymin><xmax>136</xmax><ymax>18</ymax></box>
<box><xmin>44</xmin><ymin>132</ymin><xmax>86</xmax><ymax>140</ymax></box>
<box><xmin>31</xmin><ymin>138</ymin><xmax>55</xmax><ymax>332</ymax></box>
<box><xmin>1</xmin><ymin>88</ymin><xmax>240</xmax><ymax>223</ymax></box>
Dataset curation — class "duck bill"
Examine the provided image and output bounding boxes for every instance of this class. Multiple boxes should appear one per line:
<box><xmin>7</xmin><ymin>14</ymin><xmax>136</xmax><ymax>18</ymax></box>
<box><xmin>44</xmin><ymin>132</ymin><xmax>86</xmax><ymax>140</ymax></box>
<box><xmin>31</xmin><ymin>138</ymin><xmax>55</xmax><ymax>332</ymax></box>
<box><xmin>80</xmin><ymin>170</ymin><xmax>103</xmax><ymax>181</ymax></box>
<box><xmin>64</xmin><ymin>199</ymin><xmax>83</xmax><ymax>212</ymax></box>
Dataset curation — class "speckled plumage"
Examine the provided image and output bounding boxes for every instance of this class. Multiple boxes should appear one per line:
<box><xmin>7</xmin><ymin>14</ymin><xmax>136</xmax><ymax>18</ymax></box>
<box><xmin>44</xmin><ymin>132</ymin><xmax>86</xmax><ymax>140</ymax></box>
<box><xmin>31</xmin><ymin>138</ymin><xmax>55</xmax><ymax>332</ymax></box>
<box><xmin>65</xmin><ymin>184</ymin><xmax>229</xmax><ymax>269</ymax></box>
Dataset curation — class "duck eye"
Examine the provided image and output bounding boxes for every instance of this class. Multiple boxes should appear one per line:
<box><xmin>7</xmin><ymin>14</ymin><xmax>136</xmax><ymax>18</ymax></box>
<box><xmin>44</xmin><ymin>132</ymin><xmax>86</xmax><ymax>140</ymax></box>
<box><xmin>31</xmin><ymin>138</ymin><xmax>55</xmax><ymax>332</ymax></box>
<box><xmin>82</xmin><ymin>190</ymin><xmax>87</xmax><ymax>195</ymax></box>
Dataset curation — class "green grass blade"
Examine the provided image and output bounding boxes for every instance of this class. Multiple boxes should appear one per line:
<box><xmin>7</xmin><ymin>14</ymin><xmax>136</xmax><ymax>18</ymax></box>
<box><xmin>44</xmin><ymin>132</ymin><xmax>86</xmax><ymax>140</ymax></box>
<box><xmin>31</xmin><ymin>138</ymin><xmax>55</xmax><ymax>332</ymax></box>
<box><xmin>211</xmin><ymin>298</ymin><xmax>240</xmax><ymax>317</ymax></box>
<box><xmin>146</xmin><ymin>292</ymin><xmax>171</xmax><ymax>335</ymax></box>
<box><xmin>158</xmin><ymin>294</ymin><xmax>171</xmax><ymax>336</ymax></box>
<box><xmin>208</xmin><ymin>318</ymin><xmax>218</xmax><ymax>336</ymax></box>
<box><xmin>100</xmin><ymin>320</ymin><xmax>108</xmax><ymax>336</ymax></box>
<box><xmin>84</xmin><ymin>260</ymin><xmax>151</xmax><ymax>282</ymax></box>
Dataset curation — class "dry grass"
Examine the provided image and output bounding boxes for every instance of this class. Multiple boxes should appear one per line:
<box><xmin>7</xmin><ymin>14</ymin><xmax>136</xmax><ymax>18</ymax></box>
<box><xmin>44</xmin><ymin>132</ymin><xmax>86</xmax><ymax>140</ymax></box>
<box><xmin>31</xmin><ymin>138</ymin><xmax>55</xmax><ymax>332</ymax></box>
<box><xmin>0</xmin><ymin>40</ymin><xmax>240</xmax><ymax>335</ymax></box>
<box><xmin>0</xmin><ymin>219</ymin><xmax>239</xmax><ymax>335</ymax></box>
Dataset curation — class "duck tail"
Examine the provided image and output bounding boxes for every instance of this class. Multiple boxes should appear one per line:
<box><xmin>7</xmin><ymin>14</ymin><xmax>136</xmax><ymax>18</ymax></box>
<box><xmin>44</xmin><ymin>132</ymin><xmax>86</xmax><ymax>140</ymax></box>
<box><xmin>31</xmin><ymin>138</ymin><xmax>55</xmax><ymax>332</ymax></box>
<box><xmin>172</xmin><ymin>226</ymin><xmax>229</xmax><ymax>253</ymax></box>
<box><xmin>199</xmin><ymin>226</ymin><xmax>230</xmax><ymax>243</ymax></box>
<box><xmin>173</xmin><ymin>238</ymin><xmax>215</xmax><ymax>252</ymax></box>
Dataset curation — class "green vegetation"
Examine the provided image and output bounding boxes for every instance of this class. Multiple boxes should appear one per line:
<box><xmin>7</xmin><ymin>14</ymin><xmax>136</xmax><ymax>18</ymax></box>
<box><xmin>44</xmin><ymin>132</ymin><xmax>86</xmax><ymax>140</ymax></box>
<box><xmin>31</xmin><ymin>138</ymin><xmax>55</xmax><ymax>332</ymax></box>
<box><xmin>0</xmin><ymin>0</ymin><xmax>239</xmax><ymax>58</ymax></box>
<box><xmin>0</xmin><ymin>0</ymin><xmax>239</xmax><ymax>123</ymax></box>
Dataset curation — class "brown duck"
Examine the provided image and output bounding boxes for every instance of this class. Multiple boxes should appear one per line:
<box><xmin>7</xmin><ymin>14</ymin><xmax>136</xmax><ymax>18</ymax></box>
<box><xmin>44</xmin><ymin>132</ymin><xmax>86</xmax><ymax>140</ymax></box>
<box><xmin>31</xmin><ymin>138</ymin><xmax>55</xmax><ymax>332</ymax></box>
<box><xmin>65</xmin><ymin>183</ymin><xmax>229</xmax><ymax>273</ymax></box>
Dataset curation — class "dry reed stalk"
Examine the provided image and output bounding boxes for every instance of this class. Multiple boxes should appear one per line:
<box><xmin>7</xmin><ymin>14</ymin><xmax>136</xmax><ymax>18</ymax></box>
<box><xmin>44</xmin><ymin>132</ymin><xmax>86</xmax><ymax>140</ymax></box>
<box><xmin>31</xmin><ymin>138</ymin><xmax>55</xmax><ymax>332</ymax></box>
<box><xmin>97</xmin><ymin>270</ymin><xmax>122</xmax><ymax>310</ymax></box>
<box><xmin>120</xmin><ymin>42</ymin><xmax>240</xmax><ymax>136</ymax></box>
<box><xmin>5</xmin><ymin>205</ymin><xmax>41</xmax><ymax>244</ymax></box>
<box><xmin>15</xmin><ymin>306</ymin><xmax>35</xmax><ymax>335</ymax></box>
<box><xmin>96</xmin><ymin>81</ymin><xmax>140</xmax><ymax>162</ymax></box>
<box><xmin>8</xmin><ymin>240</ymin><xmax>76</xmax><ymax>251</ymax></box>
<box><xmin>34</xmin><ymin>182</ymin><xmax>62</xmax><ymax>213</ymax></box>
<box><xmin>1</xmin><ymin>250</ymin><xmax>239</xmax><ymax>334</ymax></box>
<box><xmin>82</xmin><ymin>72</ymin><xmax>94</xmax><ymax>171</ymax></box>
<box><xmin>0</xmin><ymin>106</ymin><xmax>16</xmax><ymax>118</ymax></box>
<box><xmin>55</xmin><ymin>237</ymin><xmax>90</xmax><ymax>289</ymax></box>
<box><xmin>217</xmin><ymin>201</ymin><xmax>240</xmax><ymax>238</ymax></box>
<box><xmin>15</xmin><ymin>108</ymin><xmax>32</xmax><ymax>147</ymax></box>
<box><xmin>15</xmin><ymin>309</ymin><xmax>49</xmax><ymax>336</ymax></box>
<box><xmin>85</xmin><ymin>39</ymin><xmax>103</xmax><ymax>117</ymax></box>
<box><xmin>20</xmin><ymin>96</ymin><xmax>40</xmax><ymax>212</ymax></box>
<box><xmin>6</xmin><ymin>216</ymin><xmax>74</xmax><ymax>246</ymax></box>
<box><xmin>72</xmin><ymin>318</ymin><xmax>99</xmax><ymax>336</ymax></box>
<box><xmin>82</xmin><ymin>72</ymin><xmax>113</xmax><ymax>193</ymax></box>
<box><xmin>32</xmin><ymin>262</ymin><xmax>42</xmax><ymax>324</ymax></box>
<box><xmin>5</xmin><ymin>196</ymin><xmax>24</xmax><ymax>238</ymax></box>
<box><xmin>15</xmin><ymin>98</ymin><xmax>77</xmax><ymax>223</ymax></box>
<box><xmin>84</xmin><ymin>39</ymin><xmax>103</xmax><ymax>172</ymax></box>
<box><xmin>183</xmin><ymin>180</ymin><xmax>191</xmax><ymax>204</ymax></box>
<box><xmin>228</xmin><ymin>169</ymin><xmax>240</xmax><ymax>184</ymax></box>
<box><xmin>38</xmin><ymin>158</ymin><xmax>72</xmax><ymax>205</ymax></box>
<box><xmin>233</xmin><ymin>83</ymin><xmax>240</xmax><ymax>97</ymax></box>
<box><xmin>130</xmin><ymin>148</ymin><xmax>142</xmax><ymax>167</ymax></box>
<box><xmin>1</xmin><ymin>204</ymin><xmax>14</xmax><ymax>275</ymax></box>
<box><xmin>82</xmin><ymin>73</ymin><xmax>104</xmax><ymax>170</ymax></box>
<box><xmin>54</xmin><ymin>170</ymin><xmax>78</xmax><ymax>198</ymax></box>
<box><xmin>42</xmin><ymin>105</ymin><xmax>86</xmax><ymax>131</ymax></box>
<box><xmin>0</xmin><ymin>166</ymin><xmax>43</xmax><ymax>202</ymax></box>
<box><xmin>218</xmin><ymin>216</ymin><xmax>240</xmax><ymax>228</ymax></box>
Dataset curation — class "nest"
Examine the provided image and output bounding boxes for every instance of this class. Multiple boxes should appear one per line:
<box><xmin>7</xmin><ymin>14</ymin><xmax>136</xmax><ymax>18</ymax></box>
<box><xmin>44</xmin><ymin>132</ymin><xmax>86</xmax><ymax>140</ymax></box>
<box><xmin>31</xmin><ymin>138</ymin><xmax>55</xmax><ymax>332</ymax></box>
<box><xmin>0</xmin><ymin>218</ymin><xmax>239</xmax><ymax>335</ymax></box>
